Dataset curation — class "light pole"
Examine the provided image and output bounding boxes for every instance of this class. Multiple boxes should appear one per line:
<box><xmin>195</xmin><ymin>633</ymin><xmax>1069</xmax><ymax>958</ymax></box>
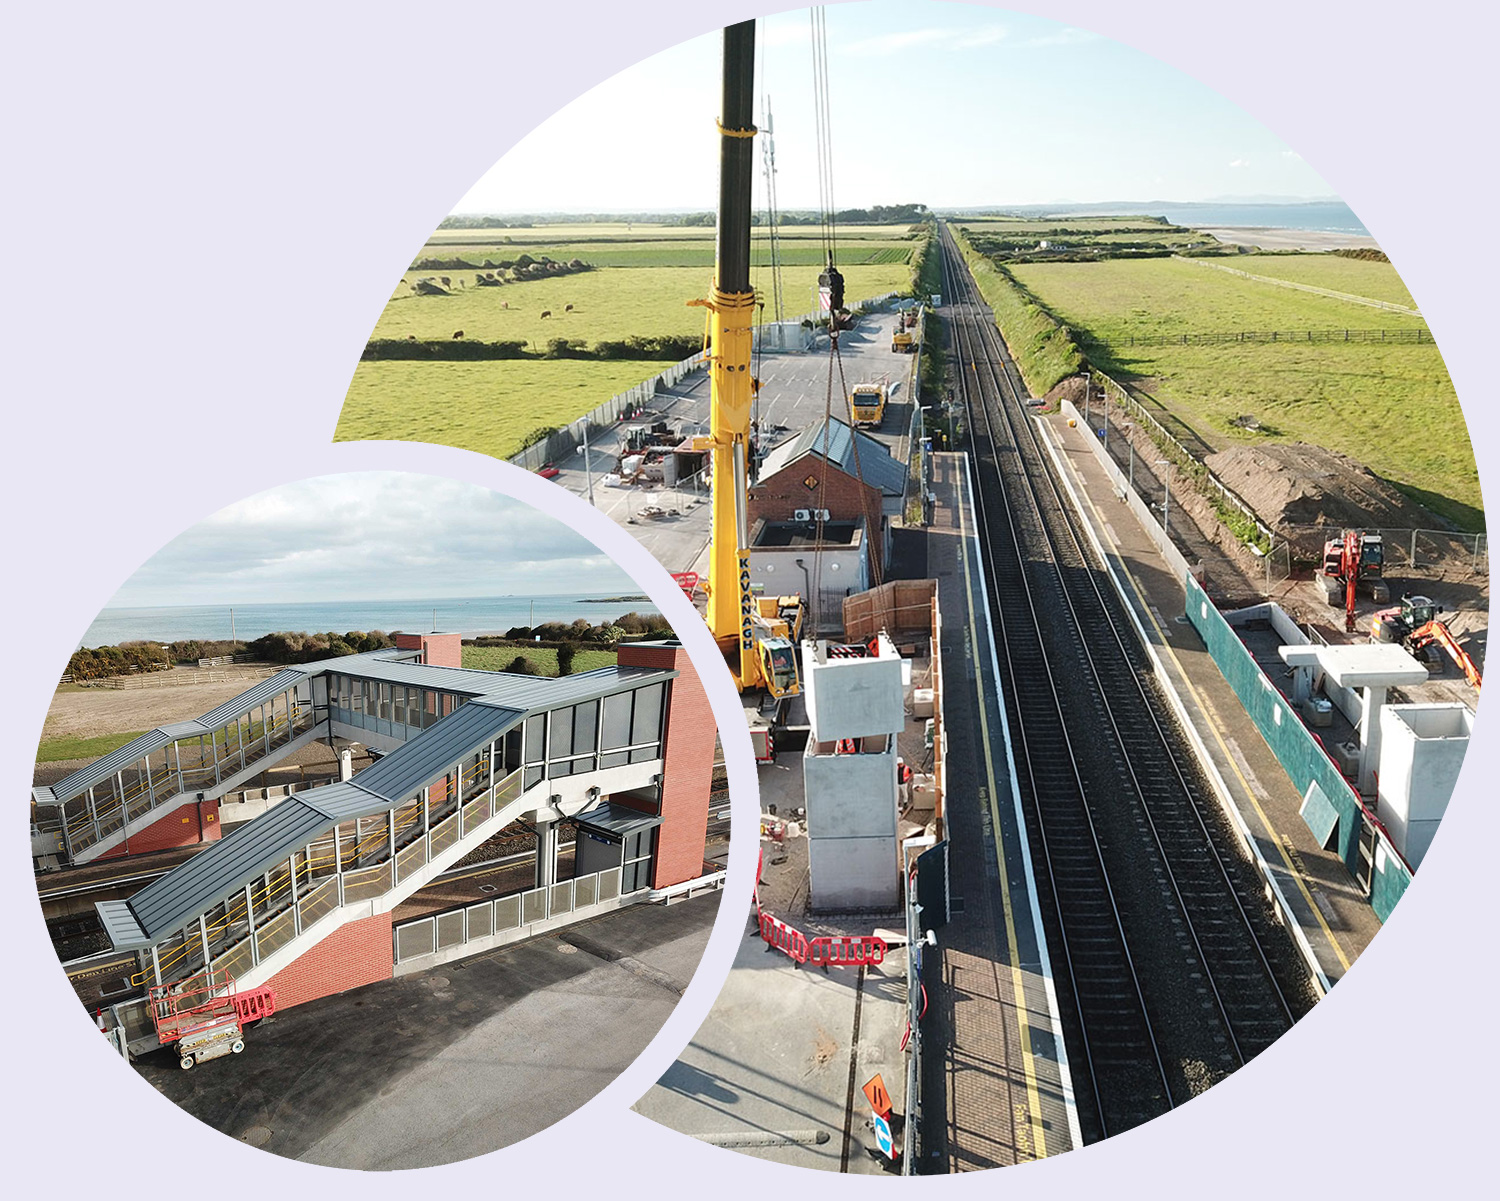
<box><xmin>1156</xmin><ymin>459</ymin><xmax>1171</xmax><ymax>532</ymax></box>
<box><xmin>1125</xmin><ymin>424</ymin><xmax>1134</xmax><ymax>492</ymax></box>
<box><xmin>581</xmin><ymin>417</ymin><xmax>595</xmax><ymax>506</ymax></box>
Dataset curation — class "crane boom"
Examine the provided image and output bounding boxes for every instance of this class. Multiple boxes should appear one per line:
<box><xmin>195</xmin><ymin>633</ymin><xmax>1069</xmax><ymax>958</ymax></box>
<box><xmin>696</xmin><ymin>22</ymin><xmax>800</xmax><ymax>699</ymax></box>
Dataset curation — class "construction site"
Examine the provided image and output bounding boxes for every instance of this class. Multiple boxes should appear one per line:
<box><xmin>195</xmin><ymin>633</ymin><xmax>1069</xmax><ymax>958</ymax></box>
<box><xmin>529</xmin><ymin>19</ymin><xmax>1483</xmax><ymax>1174</ymax></box>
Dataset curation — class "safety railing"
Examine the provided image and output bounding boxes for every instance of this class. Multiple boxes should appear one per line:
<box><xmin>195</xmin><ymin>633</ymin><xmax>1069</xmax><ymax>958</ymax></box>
<box><xmin>133</xmin><ymin>764</ymin><xmax>529</xmax><ymax>989</ymax></box>
<box><xmin>68</xmin><ymin>705</ymin><xmax>309</xmax><ymax>855</ymax></box>
<box><xmin>392</xmin><ymin>864</ymin><xmax>628</xmax><ymax>966</ymax></box>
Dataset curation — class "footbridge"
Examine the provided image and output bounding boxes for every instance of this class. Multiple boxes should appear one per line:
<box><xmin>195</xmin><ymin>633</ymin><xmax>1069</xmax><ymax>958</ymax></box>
<box><xmin>80</xmin><ymin>640</ymin><xmax>716</xmax><ymax>1045</ymax></box>
<box><xmin>34</xmin><ymin>667</ymin><xmax>324</xmax><ymax>864</ymax></box>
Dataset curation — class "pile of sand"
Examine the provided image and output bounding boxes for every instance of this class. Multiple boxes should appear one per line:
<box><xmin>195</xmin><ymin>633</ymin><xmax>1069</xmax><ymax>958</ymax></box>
<box><xmin>1206</xmin><ymin>442</ymin><xmax>1439</xmax><ymax>554</ymax></box>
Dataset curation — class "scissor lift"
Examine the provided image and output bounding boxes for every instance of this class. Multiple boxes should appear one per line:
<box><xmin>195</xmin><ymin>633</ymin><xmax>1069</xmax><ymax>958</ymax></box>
<box><xmin>148</xmin><ymin>969</ymin><xmax>275</xmax><ymax>1069</ymax></box>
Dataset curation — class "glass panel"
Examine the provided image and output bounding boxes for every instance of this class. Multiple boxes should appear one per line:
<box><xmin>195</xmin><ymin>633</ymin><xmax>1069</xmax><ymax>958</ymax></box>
<box><xmin>379</xmin><ymin>683</ymin><xmax>392</xmax><ymax>720</ymax></box>
<box><xmin>297</xmin><ymin>877</ymin><xmax>338</xmax><ymax>929</ymax></box>
<box><xmin>601</xmin><ymin>692</ymin><xmax>633</xmax><ymax>749</ymax></box>
<box><xmin>524</xmin><ymin>714</ymin><xmax>546</xmax><ymax>763</ymax></box>
<box><xmin>550</xmin><ymin>880</ymin><xmax>574</xmax><ymax>914</ymax></box>
<box><xmin>396</xmin><ymin>920</ymin><xmax>435</xmax><ymax>963</ymax></box>
<box><xmin>523</xmin><ymin>765</ymin><xmax>544</xmax><ymax>792</ymax></box>
<box><xmin>429</xmin><ymin>810</ymin><xmax>462</xmax><ymax>858</ymax></box>
<box><xmin>462</xmin><ymin>794</ymin><xmax>490</xmax><ymax>834</ymax></box>
<box><xmin>495</xmin><ymin>895</ymin><xmax>521</xmax><ymax>931</ymax></box>
<box><xmin>395</xmin><ymin>837</ymin><xmax>427</xmax><ymax>883</ymax></box>
<box><xmin>212</xmin><ymin>935</ymin><xmax>255</xmax><ymax>981</ymax></box>
<box><xmin>467</xmin><ymin>902</ymin><xmax>493</xmax><ymax>939</ymax></box>
<box><xmin>630</xmin><ymin>683</ymin><xmax>664</xmax><ymax>746</ymax></box>
<box><xmin>575</xmin><ymin>875</ymin><xmax>598</xmax><ymax>908</ymax></box>
<box><xmin>574</xmin><ymin>700</ymin><xmax>599</xmax><ymax>754</ymax></box>
<box><xmin>629</xmin><ymin>746</ymin><xmax>658</xmax><ymax>765</ymax></box>
<box><xmin>600</xmin><ymin>750</ymin><xmax>629</xmax><ymax>770</ymax></box>
<box><xmin>549</xmin><ymin>707</ymin><xmax>574</xmax><ymax>759</ymax></box>
<box><xmin>341</xmin><ymin>863</ymin><xmax>390</xmax><ymax>903</ymax></box>
<box><xmin>598</xmin><ymin>869</ymin><xmax>620</xmax><ymax>902</ymax></box>
<box><xmin>521</xmin><ymin>888</ymin><xmax>547</xmax><ymax>925</ymax></box>
<box><xmin>503</xmin><ymin>728</ymin><xmax>523</xmax><ymax>772</ymax></box>
<box><xmin>253</xmin><ymin>906</ymin><xmax>296</xmax><ymax>960</ymax></box>
<box><xmin>436</xmin><ymin>911</ymin><xmax>465</xmax><ymax>950</ymax></box>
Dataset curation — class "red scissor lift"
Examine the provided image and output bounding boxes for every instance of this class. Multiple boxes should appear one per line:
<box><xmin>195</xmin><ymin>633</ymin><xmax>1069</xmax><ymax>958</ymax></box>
<box><xmin>148</xmin><ymin>969</ymin><xmax>275</xmax><ymax>1070</ymax></box>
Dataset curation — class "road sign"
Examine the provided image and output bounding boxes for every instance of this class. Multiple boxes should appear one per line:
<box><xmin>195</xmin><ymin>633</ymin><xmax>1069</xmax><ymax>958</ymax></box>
<box><xmin>872</xmin><ymin>1111</ymin><xmax>896</xmax><ymax>1160</ymax></box>
<box><xmin>862</xmin><ymin>1073</ymin><xmax>892</xmax><ymax>1116</ymax></box>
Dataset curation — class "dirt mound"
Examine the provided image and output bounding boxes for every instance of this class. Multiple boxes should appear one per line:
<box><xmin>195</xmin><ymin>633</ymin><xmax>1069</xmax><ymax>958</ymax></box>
<box><xmin>1206</xmin><ymin>442</ymin><xmax>1442</xmax><ymax>553</ymax></box>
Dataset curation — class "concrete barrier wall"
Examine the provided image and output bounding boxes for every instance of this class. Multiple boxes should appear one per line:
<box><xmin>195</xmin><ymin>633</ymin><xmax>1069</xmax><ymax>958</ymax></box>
<box><xmin>1059</xmin><ymin>399</ymin><xmax>1195</xmax><ymax>584</ymax></box>
<box><xmin>1185</xmin><ymin>574</ymin><xmax>1412</xmax><ymax>921</ymax></box>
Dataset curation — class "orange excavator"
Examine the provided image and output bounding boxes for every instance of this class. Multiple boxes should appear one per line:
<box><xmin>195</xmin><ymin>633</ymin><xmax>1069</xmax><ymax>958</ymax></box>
<box><xmin>1371</xmin><ymin>595</ymin><xmax>1482</xmax><ymax>691</ymax></box>
<box><xmin>1321</xmin><ymin>529</ymin><xmax>1388</xmax><ymax>633</ymax></box>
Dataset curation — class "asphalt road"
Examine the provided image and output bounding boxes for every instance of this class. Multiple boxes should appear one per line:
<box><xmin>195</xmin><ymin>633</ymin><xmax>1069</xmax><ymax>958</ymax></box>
<box><xmin>135</xmin><ymin>892</ymin><xmax>719</xmax><ymax>1169</ymax></box>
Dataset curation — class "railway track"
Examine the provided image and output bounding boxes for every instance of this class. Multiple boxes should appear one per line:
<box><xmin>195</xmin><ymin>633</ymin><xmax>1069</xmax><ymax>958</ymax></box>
<box><xmin>938</xmin><ymin>224</ymin><xmax>1317</xmax><ymax>1141</ymax></box>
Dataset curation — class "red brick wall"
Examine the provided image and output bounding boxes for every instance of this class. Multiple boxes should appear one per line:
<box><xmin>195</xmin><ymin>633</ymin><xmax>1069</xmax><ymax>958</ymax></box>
<box><xmin>98</xmin><ymin>798</ymin><xmax>221</xmax><ymax>860</ymax></box>
<box><xmin>616</xmin><ymin>643</ymin><xmax>716</xmax><ymax>888</ymax></box>
<box><xmin>748</xmin><ymin>456</ymin><xmax>886</xmax><ymax>580</ymax></box>
<box><xmin>259</xmin><ymin>910</ymin><xmax>393</xmax><ymax>1010</ymax></box>
<box><xmin>394</xmin><ymin>632</ymin><xmax>462</xmax><ymax>668</ymax></box>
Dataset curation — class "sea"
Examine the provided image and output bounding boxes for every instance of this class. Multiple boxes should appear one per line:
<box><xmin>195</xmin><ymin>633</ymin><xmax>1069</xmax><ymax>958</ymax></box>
<box><xmin>80</xmin><ymin>594</ymin><xmax>661</xmax><ymax>648</ymax></box>
<box><xmin>991</xmin><ymin>200</ymin><xmax>1369</xmax><ymax>235</ymax></box>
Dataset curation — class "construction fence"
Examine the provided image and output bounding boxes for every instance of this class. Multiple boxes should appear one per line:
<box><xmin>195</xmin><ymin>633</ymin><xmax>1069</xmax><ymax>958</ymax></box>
<box><xmin>1183</xmin><ymin>574</ymin><xmax>1412</xmax><ymax>922</ymax></box>
<box><xmin>507</xmin><ymin>292</ymin><xmax>906</xmax><ymax>472</ymax></box>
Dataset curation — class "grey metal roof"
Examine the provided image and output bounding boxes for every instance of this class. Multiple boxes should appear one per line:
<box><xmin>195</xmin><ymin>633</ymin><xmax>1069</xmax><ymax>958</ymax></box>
<box><xmin>321</xmin><ymin>659</ymin><xmax>674</xmax><ymax>708</ymax></box>
<box><xmin>97</xmin><ymin>900</ymin><xmax>147</xmax><ymax>949</ymax></box>
<box><xmin>194</xmin><ymin>668</ymin><xmax>311</xmax><ymax>729</ymax></box>
<box><xmin>46</xmin><ymin>668</ymin><xmax>313</xmax><ymax>807</ymax></box>
<box><xmin>349</xmin><ymin>700</ymin><xmax>523</xmax><ymax>803</ymax></box>
<box><xmin>759</xmin><ymin>415</ymin><xmax>909</xmax><ymax>497</ymax></box>
<box><xmin>574</xmin><ymin>803</ymin><xmax>663</xmax><ymax>838</ymax></box>
<box><xmin>48</xmin><ymin>731</ymin><xmax>174</xmax><ymax>806</ymax></box>
<box><xmin>121</xmin><ymin>798</ymin><xmax>337</xmax><ymax>944</ymax></box>
<box><xmin>91</xmin><ymin>658</ymin><xmax>679</xmax><ymax>946</ymax></box>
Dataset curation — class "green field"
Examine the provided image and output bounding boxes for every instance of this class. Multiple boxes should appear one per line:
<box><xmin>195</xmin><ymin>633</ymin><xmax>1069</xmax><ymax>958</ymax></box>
<box><xmin>416</xmin><ymin>238</ymin><xmax>909</xmax><ymax>270</ymax></box>
<box><xmin>425</xmin><ymin>222</ymin><xmax>918</xmax><ymax>244</ymax></box>
<box><xmin>1004</xmin><ymin>256</ymin><xmax>1479</xmax><ymax>528</ymax></box>
<box><xmin>379</xmin><ymin>262</ymin><xmax>912</xmax><ymax>346</ymax></box>
<box><xmin>1229</xmin><ymin>254</ymin><xmax>1418</xmax><ymax>309</ymax></box>
<box><xmin>337</xmin><ymin>358</ymin><xmax>679</xmax><ymax>459</ymax></box>
<box><xmin>461</xmin><ymin>646</ymin><xmax>617</xmax><ymax>676</ymax></box>
<box><xmin>337</xmin><ymin>220</ymin><xmax>916</xmax><ymax>458</ymax></box>
<box><xmin>37</xmin><ymin>729</ymin><xmax>148</xmax><ymax>764</ymax></box>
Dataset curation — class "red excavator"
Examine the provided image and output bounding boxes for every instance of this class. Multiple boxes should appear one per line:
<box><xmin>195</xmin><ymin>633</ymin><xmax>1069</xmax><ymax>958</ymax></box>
<box><xmin>1321</xmin><ymin>530</ymin><xmax>1389</xmax><ymax>633</ymax></box>
<box><xmin>1370</xmin><ymin>594</ymin><xmax>1482</xmax><ymax>691</ymax></box>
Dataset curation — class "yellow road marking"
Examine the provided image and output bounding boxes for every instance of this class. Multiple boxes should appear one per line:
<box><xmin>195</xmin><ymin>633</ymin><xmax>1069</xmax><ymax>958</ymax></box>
<box><xmin>955</xmin><ymin>459</ymin><xmax>1048</xmax><ymax>1159</ymax></box>
<box><xmin>1069</xmin><ymin>445</ymin><xmax>1353</xmax><ymax>977</ymax></box>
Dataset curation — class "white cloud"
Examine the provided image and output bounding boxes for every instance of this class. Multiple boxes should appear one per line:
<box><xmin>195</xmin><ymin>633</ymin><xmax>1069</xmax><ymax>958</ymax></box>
<box><xmin>841</xmin><ymin>24</ymin><xmax>1007</xmax><ymax>57</ymax></box>
<box><xmin>1022</xmin><ymin>27</ymin><xmax>1099</xmax><ymax>48</ymax></box>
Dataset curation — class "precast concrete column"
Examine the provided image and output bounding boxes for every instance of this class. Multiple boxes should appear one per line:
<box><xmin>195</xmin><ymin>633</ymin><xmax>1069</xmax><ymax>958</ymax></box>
<box><xmin>535</xmin><ymin>820</ymin><xmax>559</xmax><ymax>889</ymax></box>
<box><xmin>1358</xmin><ymin>684</ymin><xmax>1388</xmax><ymax>796</ymax></box>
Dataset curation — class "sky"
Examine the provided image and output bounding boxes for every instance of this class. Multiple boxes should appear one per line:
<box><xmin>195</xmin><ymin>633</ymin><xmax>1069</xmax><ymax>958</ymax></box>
<box><xmin>453</xmin><ymin>0</ymin><xmax>1336</xmax><ymax>214</ymax></box>
<box><xmin>105</xmin><ymin>473</ymin><xmax>639</xmax><ymax>607</ymax></box>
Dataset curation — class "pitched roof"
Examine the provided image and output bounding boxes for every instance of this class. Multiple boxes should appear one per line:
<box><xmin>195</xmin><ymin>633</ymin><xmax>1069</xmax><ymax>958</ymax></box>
<box><xmin>758</xmin><ymin>415</ymin><xmax>908</xmax><ymax>497</ymax></box>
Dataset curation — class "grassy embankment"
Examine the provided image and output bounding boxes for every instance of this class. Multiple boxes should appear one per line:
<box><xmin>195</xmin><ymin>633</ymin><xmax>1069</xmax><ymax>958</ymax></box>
<box><xmin>953</xmin><ymin>225</ymin><xmax>1479</xmax><ymax>530</ymax></box>
<box><xmin>335</xmin><ymin>222</ymin><xmax>917</xmax><ymax>461</ymax></box>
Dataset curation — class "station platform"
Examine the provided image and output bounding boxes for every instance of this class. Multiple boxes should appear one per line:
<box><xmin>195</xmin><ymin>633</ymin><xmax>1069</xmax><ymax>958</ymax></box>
<box><xmin>1035</xmin><ymin>410</ymin><xmax>1381</xmax><ymax>986</ymax></box>
<box><xmin>918</xmin><ymin>451</ymin><xmax>1080</xmax><ymax>1169</ymax></box>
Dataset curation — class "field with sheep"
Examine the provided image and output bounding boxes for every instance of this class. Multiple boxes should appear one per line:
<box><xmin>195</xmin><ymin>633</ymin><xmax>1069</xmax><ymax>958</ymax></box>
<box><xmin>336</xmin><ymin>220</ymin><xmax>919</xmax><ymax>461</ymax></box>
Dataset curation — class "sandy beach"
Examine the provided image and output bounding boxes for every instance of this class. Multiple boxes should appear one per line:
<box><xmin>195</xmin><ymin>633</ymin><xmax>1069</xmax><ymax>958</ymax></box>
<box><xmin>1202</xmin><ymin>226</ymin><xmax>1379</xmax><ymax>252</ymax></box>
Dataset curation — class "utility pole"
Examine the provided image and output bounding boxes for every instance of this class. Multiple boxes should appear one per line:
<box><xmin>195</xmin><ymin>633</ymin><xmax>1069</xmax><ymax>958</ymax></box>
<box><xmin>230</xmin><ymin>607</ymin><xmax>236</xmax><ymax>645</ymax></box>
<box><xmin>582</xmin><ymin>417</ymin><xmax>596</xmax><ymax>506</ymax></box>
<box><xmin>1156</xmin><ymin>459</ymin><xmax>1171</xmax><ymax>532</ymax></box>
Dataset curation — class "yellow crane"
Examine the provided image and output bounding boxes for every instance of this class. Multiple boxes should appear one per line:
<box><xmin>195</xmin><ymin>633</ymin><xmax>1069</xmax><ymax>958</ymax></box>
<box><xmin>691</xmin><ymin>21</ymin><xmax>801</xmax><ymax>700</ymax></box>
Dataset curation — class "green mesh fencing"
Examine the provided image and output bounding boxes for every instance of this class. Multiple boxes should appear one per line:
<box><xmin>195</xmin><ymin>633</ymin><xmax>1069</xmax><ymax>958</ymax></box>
<box><xmin>1183</xmin><ymin>575</ymin><xmax>1412</xmax><ymax>922</ymax></box>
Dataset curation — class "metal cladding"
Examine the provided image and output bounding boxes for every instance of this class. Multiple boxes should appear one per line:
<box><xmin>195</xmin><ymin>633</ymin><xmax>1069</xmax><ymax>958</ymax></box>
<box><xmin>349</xmin><ymin>700</ymin><xmax>523</xmax><ymax>803</ymax></box>
<box><xmin>573</xmin><ymin>802</ymin><xmax>664</xmax><ymax>838</ymax></box>
<box><xmin>759</xmin><ymin>416</ymin><xmax>909</xmax><ymax>498</ymax></box>
<box><xmin>97</xmin><ymin>657</ymin><xmax>678</xmax><ymax>948</ymax></box>
<box><xmin>125</xmin><ymin>798</ymin><xmax>337</xmax><ymax>944</ymax></box>
<box><xmin>45</xmin><ymin>666</ymin><xmax>313</xmax><ymax>806</ymax></box>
